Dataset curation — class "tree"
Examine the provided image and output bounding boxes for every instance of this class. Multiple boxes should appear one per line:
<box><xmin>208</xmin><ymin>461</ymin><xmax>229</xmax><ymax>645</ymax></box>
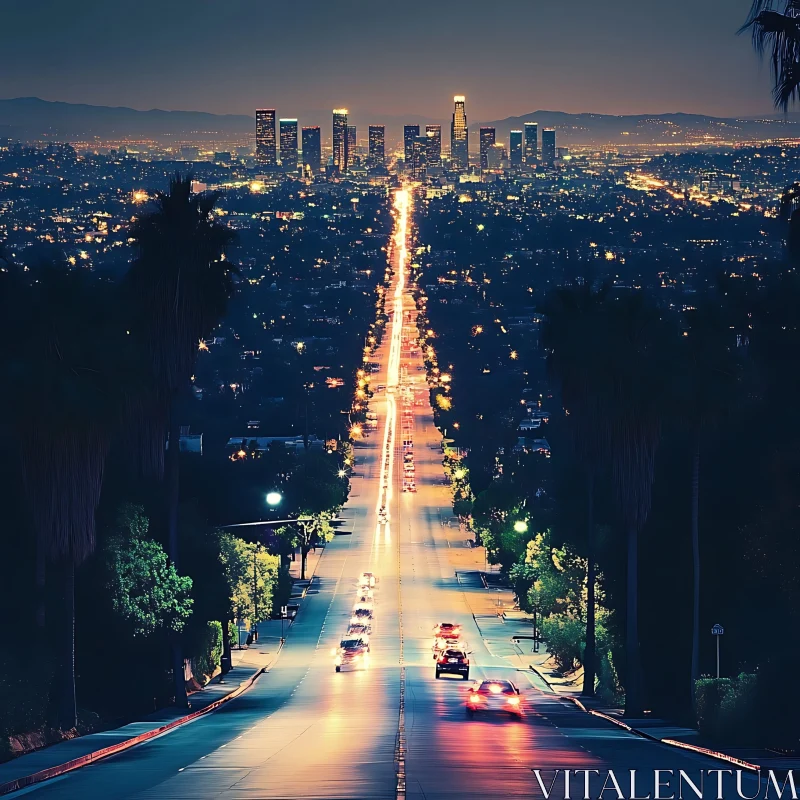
<box><xmin>0</xmin><ymin>251</ymin><xmax>129</xmax><ymax>729</ymax></box>
<box><xmin>219</xmin><ymin>534</ymin><xmax>279</xmax><ymax>626</ymax></box>
<box><xmin>740</xmin><ymin>1</ymin><xmax>800</xmax><ymax>112</ymax></box>
<box><xmin>680</xmin><ymin>299</ymin><xmax>740</xmax><ymax>715</ymax></box>
<box><xmin>284</xmin><ymin>455</ymin><xmax>348</xmax><ymax>580</ymax></box>
<box><xmin>605</xmin><ymin>293</ymin><xmax>674</xmax><ymax>717</ymax></box>
<box><xmin>542</xmin><ymin>281</ymin><xmax>613</xmax><ymax>697</ymax></box>
<box><xmin>104</xmin><ymin>505</ymin><xmax>193</xmax><ymax>637</ymax></box>
<box><xmin>125</xmin><ymin>174</ymin><xmax>237</xmax><ymax>706</ymax></box>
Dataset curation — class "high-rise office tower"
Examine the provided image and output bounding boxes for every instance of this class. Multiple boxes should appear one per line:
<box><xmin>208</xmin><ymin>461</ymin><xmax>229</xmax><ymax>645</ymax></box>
<box><xmin>487</xmin><ymin>143</ymin><xmax>507</xmax><ymax>170</ymax></box>
<box><xmin>509</xmin><ymin>130</ymin><xmax>523</xmax><ymax>166</ymax></box>
<box><xmin>542</xmin><ymin>128</ymin><xmax>557</xmax><ymax>164</ymax></box>
<box><xmin>404</xmin><ymin>125</ymin><xmax>420</xmax><ymax>167</ymax></box>
<box><xmin>279</xmin><ymin>119</ymin><xmax>298</xmax><ymax>171</ymax></box>
<box><xmin>411</xmin><ymin>135</ymin><xmax>428</xmax><ymax>180</ymax></box>
<box><xmin>302</xmin><ymin>126</ymin><xmax>321</xmax><ymax>174</ymax></box>
<box><xmin>347</xmin><ymin>125</ymin><xmax>357</xmax><ymax>164</ymax></box>
<box><xmin>332</xmin><ymin>109</ymin><xmax>349</xmax><ymax>174</ymax></box>
<box><xmin>368</xmin><ymin>125</ymin><xmax>385</xmax><ymax>166</ymax></box>
<box><xmin>479</xmin><ymin>127</ymin><xmax>496</xmax><ymax>170</ymax></box>
<box><xmin>524</xmin><ymin>122</ymin><xmax>538</xmax><ymax>164</ymax></box>
<box><xmin>425</xmin><ymin>125</ymin><xmax>442</xmax><ymax>167</ymax></box>
<box><xmin>450</xmin><ymin>95</ymin><xmax>468</xmax><ymax>170</ymax></box>
<box><xmin>255</xmin><ymin>109</ymin><xmax>277</xmax><ymax>167</ymax></box>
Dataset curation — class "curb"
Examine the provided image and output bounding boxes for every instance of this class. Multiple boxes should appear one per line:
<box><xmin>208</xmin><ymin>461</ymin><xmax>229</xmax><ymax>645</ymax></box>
<box><xmin>0</xmin><ymin>640</ymin><xmax>284</xmax><ymax>797</ymax></box>
<box><xmin>559</xmin><ymin>695</ymin><xmax>761</xmax><ymax>773</ymax></box>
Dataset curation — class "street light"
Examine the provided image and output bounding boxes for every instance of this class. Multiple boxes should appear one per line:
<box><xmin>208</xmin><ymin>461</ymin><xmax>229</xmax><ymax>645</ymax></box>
<box><xmin>338</xmin><ymin>469</ymin><xmax>346</xmax><ymax>478</ymax></box>
<box><xmin>513</xmin><ymin>520</ymin><xmax>528</xmax><ymax>534</ymax></box>
<box><xmin>266</xmin><ymin>491</ymin><xmax>282</xmax><ymax>507</ymax></box>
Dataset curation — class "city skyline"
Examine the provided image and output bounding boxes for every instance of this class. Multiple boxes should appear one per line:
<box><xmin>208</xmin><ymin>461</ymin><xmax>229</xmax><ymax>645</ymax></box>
<box><xmin>0</xmin><ymin>0</ymin><xmax>780</xmax><ymax>119</ymax></box>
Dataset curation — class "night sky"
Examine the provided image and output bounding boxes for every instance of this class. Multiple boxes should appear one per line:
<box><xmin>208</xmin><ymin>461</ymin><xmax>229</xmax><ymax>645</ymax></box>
<box><xmin>1</xmin><ymin>0</ymin><xmax>772</xmax><ymax>120</ymax></box>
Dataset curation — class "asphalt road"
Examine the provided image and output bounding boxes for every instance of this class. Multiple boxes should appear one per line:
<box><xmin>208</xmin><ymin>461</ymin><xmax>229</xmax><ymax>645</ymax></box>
<box><xmin>16</xmin><ymin>189</ymin><xmax>761</xmax><ymax>799</ymax></box>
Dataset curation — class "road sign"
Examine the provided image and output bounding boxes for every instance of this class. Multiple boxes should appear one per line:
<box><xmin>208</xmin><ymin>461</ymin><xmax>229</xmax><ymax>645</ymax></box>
<box><xmin>711</xmin><ymin>623</ymin><xmax>724</xmax><ymax>678</ymax></box>
<box><xmin>281</xmin><ymin>606</ymin><xmax>288</xmax><ymax>618</ymax></box>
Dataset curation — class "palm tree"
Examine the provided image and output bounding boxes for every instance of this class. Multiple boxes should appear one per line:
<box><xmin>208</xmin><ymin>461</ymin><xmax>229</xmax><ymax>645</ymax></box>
<box><xmin>779</xmin><ymin>183</ymin><xmax>800</xmax><ymax>267</ymax></box>
<box><xmin>0</xmin><ymin>251</ymin><xmax>126</xmax><ymax>729</ymax></box>
<box><xmin>681</xmin><ymin>298</ymin><xmax>739</xmax><ymax>716</ymax></box>
<box><xmin>125</xmin><ymin>175</ymin><xmax>236</xmax><ymax>706</ymax></box>
<box><xmin>605</xmin><ymin>293</ymin><xmax>673</xmax><ymax>717</ymax></box>
<box><xmin>541</xmin><ymin>281</ymin><xmax>614</xmax><ymax>697</ymax></box>
<box><xmin>740</xmin><ymin>1</ymin><xmax>800</xmax><ymax>111</ymax></box>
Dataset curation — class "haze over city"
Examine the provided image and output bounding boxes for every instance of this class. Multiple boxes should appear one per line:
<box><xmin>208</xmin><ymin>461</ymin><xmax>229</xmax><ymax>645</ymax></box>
<box><xmin>0</xmin><ymin>0</ymin><xmax>778</xmax><ymax>119</ymax></box>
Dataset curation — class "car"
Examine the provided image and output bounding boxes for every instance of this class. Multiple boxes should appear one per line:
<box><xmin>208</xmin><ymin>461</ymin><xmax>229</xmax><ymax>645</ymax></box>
<box><xmin>433</xmin><ymin>636</ymin><xmax>463</xmax><ymax>660</ymax></box>
<box><xmin>377</xmin><ymin>507</ymin><xmax>389</xmax><ymax>524</ymax></box>
<box><xmin>359</xmin><ymin>572</ymin><xmax>377</xmax><ymax>588</ymax></box>
<box><xmin>348</xmin><ymin>622</ymin><xmax>372</xmax><ymax>637</ymax></box>
<box><xmin>434</xmin><ymin>623</ymin><xmax>461</xmax><ymax>638</ymax></box>
<box><xmin>435</xmin><ymin>648</ymin><xmax>470</xmax><ymax>680</ymax></box>
<box><xmin>465</xmin><ymin>680</ymin><xmax>522</xmax><ymax>717</ymax></box>
<box><xmin>351</xmin><ymin>606</ymin><xmax>374</xmax><ymax>624</ymax></box>
<box><xmin>355</xmin><ymin>593</ymin><xmax>374</xmax><ymax>607</ymax></box>
<box><xmin>333</xmin><ymin>636</ymin><xmax>370</xmax><ymax>672</ymax></box>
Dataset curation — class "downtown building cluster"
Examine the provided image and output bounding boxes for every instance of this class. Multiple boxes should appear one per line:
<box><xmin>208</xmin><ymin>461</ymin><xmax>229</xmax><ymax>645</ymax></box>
<box><xmin>256</xmin><ymin>108</ymin><xmax>387</xmax><ymax>177</ymax></box>
<box><xmin>254</xmin><ymin>96</ymin><xmax>559</xmax><ymax>181</ymax></box>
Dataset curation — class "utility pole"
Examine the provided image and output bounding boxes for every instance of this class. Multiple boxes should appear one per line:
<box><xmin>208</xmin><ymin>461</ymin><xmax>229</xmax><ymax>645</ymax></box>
<box><xmin>252</xmin><ymin>545</ymin><xmax>258</xmax><ymax>640</ymax></box>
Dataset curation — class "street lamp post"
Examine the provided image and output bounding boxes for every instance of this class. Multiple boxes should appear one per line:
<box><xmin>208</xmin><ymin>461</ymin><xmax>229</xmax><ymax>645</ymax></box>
<box><xmin>252</xmin><ymin>546</ymin><xmax>258</xmax><ymax>642</ymax></box>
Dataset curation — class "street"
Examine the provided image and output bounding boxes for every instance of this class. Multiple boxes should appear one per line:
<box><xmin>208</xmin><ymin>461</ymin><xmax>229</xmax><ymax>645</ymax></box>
<box><xmin>15</xmin><ymin>188</ymin><xmax>761</xmax><ymax>800</ymax></box>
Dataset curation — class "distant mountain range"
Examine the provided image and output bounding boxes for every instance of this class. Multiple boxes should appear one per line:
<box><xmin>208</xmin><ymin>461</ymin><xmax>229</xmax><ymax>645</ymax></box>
<box><xmin>2</xmin><ymin>97</ymin><xmax>799</xmax><ymax>148</ymax></box>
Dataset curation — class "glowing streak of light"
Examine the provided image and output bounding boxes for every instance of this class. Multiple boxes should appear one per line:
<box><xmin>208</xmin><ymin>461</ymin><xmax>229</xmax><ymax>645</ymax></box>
<box><xmin>375</xmin><ymin>189</ymin><xmax>410</xmax><ymax>549</ymax></box>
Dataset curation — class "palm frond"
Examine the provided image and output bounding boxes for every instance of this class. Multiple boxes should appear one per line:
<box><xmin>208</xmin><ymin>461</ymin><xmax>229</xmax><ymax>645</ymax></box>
<box><xmin>741</xmin><ymin>3</ymin><xmax>800</xmax><ymax>110</ymax></box>
<box><xmin>774</xmin><ymin>58</ymin><xmax>800</xmax><ymax>110</ymax></box>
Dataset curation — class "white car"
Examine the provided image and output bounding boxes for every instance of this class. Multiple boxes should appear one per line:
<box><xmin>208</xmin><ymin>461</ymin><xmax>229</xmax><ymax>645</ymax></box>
<box><xmin>359</xmin><ymin>572</ymin><xmax>377</xmax><ymax>588</ymax></box>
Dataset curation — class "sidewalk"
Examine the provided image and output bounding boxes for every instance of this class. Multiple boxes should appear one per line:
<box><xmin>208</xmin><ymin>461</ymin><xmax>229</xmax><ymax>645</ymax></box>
<box><xmin>0</xmin><ymin>559</ymin><xmax>324</xmax><ymax>795</ymax></box>
<box><xmin>0</xmin><ymin>640</ymin><xmax>279</xmax><ymax>795</ymax></box>
<box><xmin>455</xmin><ymin>569</ymin><xmax>798</xmax><ymax>775</ymax></box>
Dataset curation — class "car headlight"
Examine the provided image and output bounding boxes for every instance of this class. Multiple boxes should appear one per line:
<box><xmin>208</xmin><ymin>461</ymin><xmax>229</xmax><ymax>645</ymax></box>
<box><xmin>507</xmin><ymin>697</ymin><xmax>520</xmax><ymax>706</ymax></box>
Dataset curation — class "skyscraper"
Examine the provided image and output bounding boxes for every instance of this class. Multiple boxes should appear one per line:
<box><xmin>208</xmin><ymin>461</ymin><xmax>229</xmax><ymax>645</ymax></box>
<box><xmin>302</xmin><ymin>126</ymin><xmax>321</xmax><ymax>175</ymax></box>
<box><xmin>425</xmin><ymin>125</ymin><xmax>442</xmax><ymax>168</ymax></box>
<box><xmin>479</xmin><ymin>127</ymin><xmax>496</xmax><ymax>170</ymax></box>
<box><xmin>280</xmin><ymin>119</ymin><xmax>298</xmax><ymax>171</ymax></box>
<box><xmin>347</xmin><ymin>125</ymin><xmax>357</xmax><ymax>165</ymax></box>
<box><xmin>542</xmin><ymin>128</ymin><xmax>557</xmax><ymax>164</ymax></box>
<box><xmin>411</xmin><ymin>135</ymin><xmax>428</xmax><ymax>180</ymax></box>
<box><xmin>255</xmin><ymin>109</ymin><xmax>277</xmax><ymax>167</ymax></box>
<box><xmin>524</xmin><ymin>122</ymin><xmax>538</xmax><ymax>164</ymax></box>
<box><xmin>404</xmin><ymin>125</ymin><xmax>420</xmax><ymax>167</ymax></box>
<box><xmin>368</xmin><ymin>125</ymin><xmax>385</xmax><ymax>166</ymax></box>
<box><xmin>487</xmin><ymin>143</ymin><xmax>507</xmax><ymax>170</ymax></box>
<box><xmin>332</xmin><ymin>109</ymin><xmax>349</xmax><ymax>174</ymax></box>
<box><xmin>450</xmin><ymin>95</ymin><xmax>468</xmax><ymax>170</ymax></box>
<box><xmin>509</xmin><ymin>130</ymin><xmax>523</xmax><ymax>166</ymax></box>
